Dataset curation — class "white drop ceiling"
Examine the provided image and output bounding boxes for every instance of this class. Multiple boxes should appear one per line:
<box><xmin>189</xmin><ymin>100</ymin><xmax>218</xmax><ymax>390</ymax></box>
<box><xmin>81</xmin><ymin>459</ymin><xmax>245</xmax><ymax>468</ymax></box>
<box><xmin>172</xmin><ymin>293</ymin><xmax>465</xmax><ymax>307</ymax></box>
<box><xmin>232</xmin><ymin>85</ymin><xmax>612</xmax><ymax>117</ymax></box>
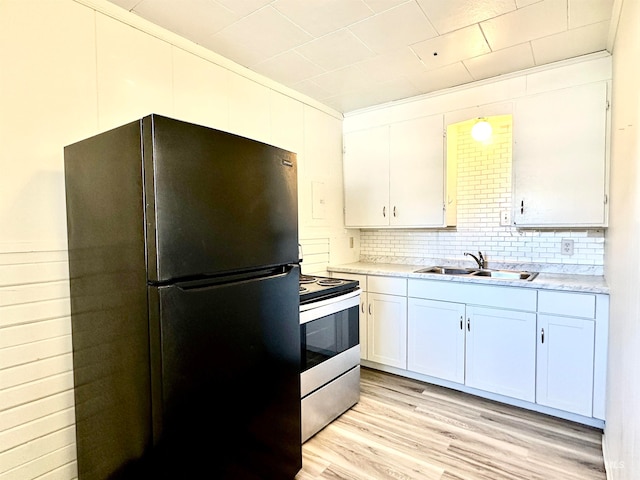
<box><xmin>107</xmin><ymin>0</ymin><xmax>616</xmax><ymax>113</ymax></box>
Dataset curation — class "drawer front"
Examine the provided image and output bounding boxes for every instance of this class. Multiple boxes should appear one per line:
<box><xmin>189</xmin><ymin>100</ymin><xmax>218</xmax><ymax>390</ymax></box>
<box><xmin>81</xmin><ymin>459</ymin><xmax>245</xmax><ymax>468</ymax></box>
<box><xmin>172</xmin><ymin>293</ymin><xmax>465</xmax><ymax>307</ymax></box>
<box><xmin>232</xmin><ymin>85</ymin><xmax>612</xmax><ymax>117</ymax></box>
<box><xmin>408</xmin><ymin>279</ymin><xmax>537</xmax><ymax>311</ymax></box>
<box><xmin>368</xmin><ymin>275</ymin><xmax>407</xmax><ymax>296</ymax></box>
<box><xmin>538</xmin><ymin>291</ymin><xmax>596</xmax><ymax>319</ymax></box>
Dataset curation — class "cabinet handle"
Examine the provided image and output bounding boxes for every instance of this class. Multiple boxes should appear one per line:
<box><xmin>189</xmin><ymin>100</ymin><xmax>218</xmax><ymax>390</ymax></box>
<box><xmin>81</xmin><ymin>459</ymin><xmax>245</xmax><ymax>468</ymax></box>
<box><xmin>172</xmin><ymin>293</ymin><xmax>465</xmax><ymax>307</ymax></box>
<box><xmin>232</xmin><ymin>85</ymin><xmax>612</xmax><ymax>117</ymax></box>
<box><xmin>520</xmin><ymin>200</ymin><xmax>524</xmax><ymax>215</ymax></box>
<box><xmin>467</xmin><ymin>318</ymin><xmax>471</xmax><ymax>332</ymax></box>
<box><xmin>393</xmin><ymin>206</ymin><xmax>397</xmax><ymax>217</ymax></box>
<box><xmin>383</xmin><ymin>206</ymin><xmax>386</xmax><ymax>218</ymax></box>
<box><xmin>541</xmin><ymin>328</ymin><xmax>545</xmax><ymax>344</ymax></box>
<box><xmin>368</xmin><ymin>303</ymin><xmax>372</xmax><ymax>316</ymax></box>
<box><xmin>460</xmin><ymin>316</ymin><xmax>463</xmax><ymax>330</ymax></box>
<box><xmin>361</xmin><ymin>301</ymin><xmax>365</xmax><ymax>314</ymax></box>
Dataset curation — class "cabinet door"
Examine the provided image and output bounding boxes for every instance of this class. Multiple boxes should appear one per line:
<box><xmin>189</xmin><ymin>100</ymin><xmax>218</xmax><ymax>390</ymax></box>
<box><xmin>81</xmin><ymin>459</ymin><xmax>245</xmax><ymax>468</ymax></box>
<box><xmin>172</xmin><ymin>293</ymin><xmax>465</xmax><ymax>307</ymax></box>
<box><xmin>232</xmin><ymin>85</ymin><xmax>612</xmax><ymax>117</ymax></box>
<box><xmin>536</xmin><ymin>314</ymin><xmax>595</xmax><ymax>416</ymax></box>
<box><xmin>390</xmin><ymin>115</ymin><xmax>445</xmax><ymax>227</ymax></box>
<box><xmin>343</xmin><ymin>126</ymin><xmax>389</xmax><ymax>227</ymax></box>
<box><xmin>359</xmin><ymin>291</ymin><xmax>368</xmax><ymax>360</ymax></box>
<box><xmin>367</xmin><ymin>293</ymin><xmax>407</xmax><ymax>368</ymax></box>
<box><xmin>513</xmin><ymin>82</ymin><xmax>608</xmax><ymax>227</ymax></box>
<box><xmin>465</xmin><ymin>306</ymin><xmax>536</xmax><ymax>402</ymax></box>
<box><xmin>408</xmin><ymin>298</ymin><xmax>465</xmax><ymax>384</ymax></box>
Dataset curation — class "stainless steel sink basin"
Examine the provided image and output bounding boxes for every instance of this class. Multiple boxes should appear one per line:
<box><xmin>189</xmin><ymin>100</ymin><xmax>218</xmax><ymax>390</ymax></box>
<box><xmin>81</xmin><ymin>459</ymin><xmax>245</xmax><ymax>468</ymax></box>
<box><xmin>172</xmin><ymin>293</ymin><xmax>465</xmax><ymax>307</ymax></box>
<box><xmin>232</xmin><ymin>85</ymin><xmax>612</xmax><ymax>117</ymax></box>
<box><xmin>470</xmin><ymin>270</ymin><xmax>539</xmax><ymax>281</ymax></box>
<box><xmin>414</xmin><ymin>266</ymin><xmax>538</xmax><ymax>281</ymax></box>
<box><xmin>414</xmin><ymin>266</ymin><xmax>479</xmax><ymax>275</ymax></box>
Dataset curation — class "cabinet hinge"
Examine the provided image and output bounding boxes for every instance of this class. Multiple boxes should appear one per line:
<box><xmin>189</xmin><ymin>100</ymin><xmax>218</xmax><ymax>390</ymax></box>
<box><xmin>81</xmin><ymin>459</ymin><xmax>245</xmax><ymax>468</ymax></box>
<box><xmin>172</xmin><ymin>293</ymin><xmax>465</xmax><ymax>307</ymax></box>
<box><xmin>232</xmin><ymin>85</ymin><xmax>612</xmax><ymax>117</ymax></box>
<box><xmin>606</xmin><ymin>100</ymin><xmax>610</xmax><ymax>111</ymax></box>
<box><xmin>343</xmin><ymin>145</ymin><xmax>346</xmax><ymax>154</ymax></box>
<box><xmin>604</xmin><ymin>194</ymin><xmax>609</xmax><ymax>205</ymax></box>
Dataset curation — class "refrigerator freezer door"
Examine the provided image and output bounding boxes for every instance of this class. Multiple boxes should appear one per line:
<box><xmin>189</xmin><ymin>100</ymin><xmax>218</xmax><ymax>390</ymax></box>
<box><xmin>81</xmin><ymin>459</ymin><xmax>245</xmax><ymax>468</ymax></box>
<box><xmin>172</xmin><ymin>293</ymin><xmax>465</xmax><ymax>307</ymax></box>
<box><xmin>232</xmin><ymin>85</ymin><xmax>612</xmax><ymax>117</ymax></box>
<box><xmin>144</xmin><ymin>115</ymin><xmax>298</xmax><ymax>283</ymax></box>
<box><xmin>149</xmin><ymin>265</ymin><xmax>301</xmax><ymax>478</ymax></box>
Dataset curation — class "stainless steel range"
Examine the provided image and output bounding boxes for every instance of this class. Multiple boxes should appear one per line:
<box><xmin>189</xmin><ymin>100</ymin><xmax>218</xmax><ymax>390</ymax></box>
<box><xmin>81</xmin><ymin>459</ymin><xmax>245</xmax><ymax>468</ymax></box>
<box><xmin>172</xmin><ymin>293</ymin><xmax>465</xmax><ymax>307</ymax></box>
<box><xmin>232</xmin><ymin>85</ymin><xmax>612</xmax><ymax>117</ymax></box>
<box><xmin>299</xmin><ymin>274</ymin><xmax>361</xmax><ymax>443</ymax></box>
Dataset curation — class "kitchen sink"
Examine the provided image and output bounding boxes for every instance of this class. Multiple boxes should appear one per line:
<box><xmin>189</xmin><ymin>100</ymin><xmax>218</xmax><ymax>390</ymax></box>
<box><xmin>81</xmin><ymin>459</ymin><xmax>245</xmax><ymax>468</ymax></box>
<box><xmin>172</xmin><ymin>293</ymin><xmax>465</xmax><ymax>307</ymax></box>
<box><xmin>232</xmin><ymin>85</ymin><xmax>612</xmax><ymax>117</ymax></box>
<box><xmin>414</xmin><ymin>266</ymin><xmax>538</xmax><ymax>281</ymax></box>
<box><xmin>414</xmin><ymin>266</ymin><xmax>479</xmax><ymax>275</ymax></box>
<box><xmin>470</xmin><ymin>270</ymin><xmax>539</xmax><ymax>281</ymax></box>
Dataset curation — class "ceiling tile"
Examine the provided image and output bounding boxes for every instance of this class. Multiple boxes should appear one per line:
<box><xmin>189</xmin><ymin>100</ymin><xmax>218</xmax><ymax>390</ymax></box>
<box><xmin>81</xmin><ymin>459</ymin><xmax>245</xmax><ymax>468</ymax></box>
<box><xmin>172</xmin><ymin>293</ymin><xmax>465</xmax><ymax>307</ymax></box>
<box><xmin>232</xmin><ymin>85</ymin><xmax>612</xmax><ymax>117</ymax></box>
<box><xmin>362</xmin><ymin>0</ymin><xmax>409</xmax><ymax>14</ymax></box>
<box><xmin>211</xmin><ymin>6</ymin><xmax>312</xmax><ymax>61</ymax></box>
<box><xmin>252</xmin><ymin>51</ymin><xmax>326</xmax><ymax>86</ymax></box>
<box><xmin>349</xmin><ymin>2</ymin><xmax>438</xmax><ymax>54</ymax></box>
<box><xmin>213</xmin><ymin>0</ymin><xmax>272</xmax><ymax>17</ymax></box>
<box><xmin>310</xmin><ymin>65</ymin><xmax>372</xmax><ymax>96</ymax></box>
<box><xmin>464</xmin><ymin>42</ymin><xmax>535</xmax><ymax>80</ymax></box>
<box><xmin>291</xmin><ymin>78</ymin><xmax>333</xmax><ymax>100</ymax></box>
<box><xmin>323</xmin><ymin>77</ymin><xmax>420</xmax><ymax>112</ymax></box>
<box><xmin>108</xmin><ymin>0</ymin><xmax>140</xmax><ymax>9</ymax></box>
<box><xmin>411</xmin><ymin>25</ymin><xmax>491</xmax><ymax>69</ymax></box>
<box><xmin>355</xmin><ymin>48</ymin><xmax>428</xmax><ymax>84</ymax></box>
<box><xmin>516</xmin><ymin>0</ymin><xmax>543</xmax><ymax>7</ymax></box>
<box><xmin>105</xmin><ymin>0</ymin><xmax>615</xmax><ymax>113</ymax></box>
<box><xmin>201</xmin><ymin>30</ymin><xmax>266</xmax><ymax>67</ymax></box>
<box><xmin>568</xmin><ymin>0</ymin><xmax>613</xmax><ymax>28</ymax></box>
<box><xmin>133</xmin><ymin>0</ymin><xmax>238</xmax><ymax>44</ymax></box>
<box><xmin>407</xmin><ymin>62</ymin><xmax>474</xmax><ymax>93</ymax></box>
<box><xmin>417</xmin><ymin>0</ymin><xmax>517</xmax><ymax>34</ymax></box>
<box><xmin>295</xmin><ymin>29</ymin><xmax>376</xmax><ymax>71</ymax></box>
<box><xmin>273</xmin><ymin>0</ymin><xmax>373</xmax><ymax>38</ymax></box>
<box><xmin>481</xmin><ymin>0</ymin><xmax>568</xmax><ymax>51</ymax></box>
<box><xmin>531</xmin><ymin>20</ymin><xmax>609</xmax><ymax>65</ymax></box>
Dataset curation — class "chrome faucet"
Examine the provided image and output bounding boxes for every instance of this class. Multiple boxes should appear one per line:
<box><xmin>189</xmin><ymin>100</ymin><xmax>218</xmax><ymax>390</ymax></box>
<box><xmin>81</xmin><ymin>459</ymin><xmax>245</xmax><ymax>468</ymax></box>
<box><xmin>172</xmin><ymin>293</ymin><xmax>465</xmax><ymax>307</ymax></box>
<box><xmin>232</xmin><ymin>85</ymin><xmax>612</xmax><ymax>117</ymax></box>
<box><xmin>464</xmin><ymin>251</ymin><xmax>485</xmax><ymax>269</ymax></box>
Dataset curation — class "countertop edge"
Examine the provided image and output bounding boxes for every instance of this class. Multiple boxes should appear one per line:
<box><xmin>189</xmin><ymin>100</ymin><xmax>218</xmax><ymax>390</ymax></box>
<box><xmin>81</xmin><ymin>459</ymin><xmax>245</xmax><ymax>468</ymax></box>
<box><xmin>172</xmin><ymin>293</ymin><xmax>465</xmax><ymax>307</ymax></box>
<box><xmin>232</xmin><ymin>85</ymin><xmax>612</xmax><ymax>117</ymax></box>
<box><xmin>327</xmin><ymin>262</ymin><xmax>609</xmax><ymax>295</ymax></box>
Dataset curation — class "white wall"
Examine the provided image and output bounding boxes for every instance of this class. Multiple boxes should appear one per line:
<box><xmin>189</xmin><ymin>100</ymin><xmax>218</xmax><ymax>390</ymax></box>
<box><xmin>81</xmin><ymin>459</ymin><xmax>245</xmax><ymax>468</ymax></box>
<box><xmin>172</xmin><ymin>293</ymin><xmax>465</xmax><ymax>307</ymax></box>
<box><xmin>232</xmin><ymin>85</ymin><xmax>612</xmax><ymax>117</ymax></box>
<box><xmin>603</xmin><ymin>0</ymin><xmax>640</xmax><ymax>477</ymax></box>
<box><xmin>0</xmin><ymin>0</ymin><xmax>357</xmax><ymax>477</ymax></box>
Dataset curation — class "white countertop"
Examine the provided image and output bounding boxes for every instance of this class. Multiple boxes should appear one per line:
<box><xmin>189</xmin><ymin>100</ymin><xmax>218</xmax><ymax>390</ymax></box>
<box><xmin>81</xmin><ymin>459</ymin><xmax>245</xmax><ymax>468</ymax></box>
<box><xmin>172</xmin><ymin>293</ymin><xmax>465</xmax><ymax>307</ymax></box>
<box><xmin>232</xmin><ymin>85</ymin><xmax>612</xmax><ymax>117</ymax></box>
<box><xmin>328</xmin><ymin>262</ymin><xmax>609</xmax><ymax>294</ymax></box>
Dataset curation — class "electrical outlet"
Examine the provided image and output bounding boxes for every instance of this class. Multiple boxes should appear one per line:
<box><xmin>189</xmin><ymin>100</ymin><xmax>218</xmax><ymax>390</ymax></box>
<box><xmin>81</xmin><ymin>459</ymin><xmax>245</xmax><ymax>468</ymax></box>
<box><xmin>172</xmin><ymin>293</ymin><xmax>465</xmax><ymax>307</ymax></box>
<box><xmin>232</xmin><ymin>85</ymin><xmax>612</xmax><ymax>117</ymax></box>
<box><xmin>500</xmin><ymin>210</ymin><xmax>511</xmax><ymax>226</ymax></box>
<box><xmin>561</xmin><ymin>239</ymin><xmax>574</xmax><ymax>255</ymax></box>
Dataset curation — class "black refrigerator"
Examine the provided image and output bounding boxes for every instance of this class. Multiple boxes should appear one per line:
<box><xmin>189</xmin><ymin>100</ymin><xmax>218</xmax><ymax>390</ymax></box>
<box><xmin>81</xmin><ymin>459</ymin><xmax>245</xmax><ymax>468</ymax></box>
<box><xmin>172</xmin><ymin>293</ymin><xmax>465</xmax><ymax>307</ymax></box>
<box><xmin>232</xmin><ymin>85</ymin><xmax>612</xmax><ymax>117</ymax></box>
<box><xmin>64</xmin><ymin>114</ymin><xmax>301</xmax><ymax>479</ymax></box>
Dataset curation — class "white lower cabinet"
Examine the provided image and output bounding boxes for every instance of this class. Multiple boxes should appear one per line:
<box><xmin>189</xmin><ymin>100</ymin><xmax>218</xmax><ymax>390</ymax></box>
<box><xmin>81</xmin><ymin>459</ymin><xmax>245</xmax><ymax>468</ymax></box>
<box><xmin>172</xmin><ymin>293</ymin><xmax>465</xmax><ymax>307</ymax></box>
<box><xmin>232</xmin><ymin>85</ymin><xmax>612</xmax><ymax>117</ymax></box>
<box><xmin>408</xmin><ymin>298</ymin><xmax>465</xmax><ymax>384</ymax></box>
<box><xmin>368</xmin><ymin>292</ymin><xmax>407</xmax><ymax>369</ymax></box>
<box><xmin>358</xmin><ymin>290</ymin><xmax>368</xmax><ymax>360</ymax></box>
<box><xmin>408</xmin><ymin>298</ymin><xmax>536</xmax><ymax>401</ymax></box>
<box><xmin>465</xmin><ymin>306</ymin><xmax>537</xmax><ymax>402</ymax></box>
<box><xmin>331</xmin><ymin>272</ymin><xmax>608</xmax><ymax>424</ymax></box>
<box><xmin>536</xmin><ymin>315</ymin><xmax>595</xmax><ymax>416</ymax></box>
<box><xmin>536</xmin><ymin>290</ymin><xmax>599</xmax><ymax>417</ymax></box>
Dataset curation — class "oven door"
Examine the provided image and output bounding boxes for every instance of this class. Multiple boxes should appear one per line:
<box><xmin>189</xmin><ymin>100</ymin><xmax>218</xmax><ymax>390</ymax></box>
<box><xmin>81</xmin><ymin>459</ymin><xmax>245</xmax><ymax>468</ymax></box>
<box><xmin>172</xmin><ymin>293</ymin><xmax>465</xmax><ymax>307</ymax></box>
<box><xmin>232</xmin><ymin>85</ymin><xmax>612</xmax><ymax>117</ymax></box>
<box><xmin>300</xmin><ymin>290</ymin><xmax>360</xmax><ymax>398</ymax></box>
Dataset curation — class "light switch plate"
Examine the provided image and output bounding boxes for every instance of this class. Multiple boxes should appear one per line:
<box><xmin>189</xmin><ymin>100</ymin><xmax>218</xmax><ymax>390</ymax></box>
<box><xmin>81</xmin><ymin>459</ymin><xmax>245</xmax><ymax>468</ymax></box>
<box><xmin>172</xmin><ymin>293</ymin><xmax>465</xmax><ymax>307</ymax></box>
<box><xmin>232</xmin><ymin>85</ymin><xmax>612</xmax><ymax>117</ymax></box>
<box><xmin>561</xmin><ymin>239</ymin><xmax>574</xmax><ymax>255</ymax></box>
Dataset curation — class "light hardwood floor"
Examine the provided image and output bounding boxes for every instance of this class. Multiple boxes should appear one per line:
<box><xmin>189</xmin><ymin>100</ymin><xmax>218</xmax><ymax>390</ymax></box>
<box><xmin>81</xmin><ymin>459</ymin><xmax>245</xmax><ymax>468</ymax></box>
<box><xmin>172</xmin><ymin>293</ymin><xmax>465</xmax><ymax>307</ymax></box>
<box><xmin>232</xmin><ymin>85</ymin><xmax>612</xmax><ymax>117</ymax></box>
<box><xmin>296</xmin><ymin>367</ymin><xmax>606</xmax><ymax>480</ymax></box>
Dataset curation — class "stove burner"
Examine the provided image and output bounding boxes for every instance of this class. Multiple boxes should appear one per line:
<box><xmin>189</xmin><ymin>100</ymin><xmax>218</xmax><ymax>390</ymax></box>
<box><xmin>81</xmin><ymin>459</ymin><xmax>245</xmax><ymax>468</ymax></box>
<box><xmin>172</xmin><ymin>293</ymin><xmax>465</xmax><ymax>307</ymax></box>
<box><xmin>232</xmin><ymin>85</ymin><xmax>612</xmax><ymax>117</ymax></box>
<box><xmin>316</xmin><ymin>278</ymin><xmax>344</xmax><ymax>286</ymax></box>
<box><xmin>299</xmin><ymin>285</ymin><xmax>309</xmax><ymax>293</ymax></box>
<box><xmin>300</xmin><ymin>275</ymin><xmax>317</xmax><ymax>284</ymax></box>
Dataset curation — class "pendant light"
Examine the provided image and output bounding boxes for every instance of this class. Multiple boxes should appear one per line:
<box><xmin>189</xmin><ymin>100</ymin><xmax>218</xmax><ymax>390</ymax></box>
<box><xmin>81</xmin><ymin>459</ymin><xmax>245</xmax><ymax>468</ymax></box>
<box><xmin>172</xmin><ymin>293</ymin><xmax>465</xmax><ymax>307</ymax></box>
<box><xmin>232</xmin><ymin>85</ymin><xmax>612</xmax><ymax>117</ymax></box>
<box><xmin>471</xmin><ymin>117</ymin><xmax>492</xmax><ymax>141</ymax></box>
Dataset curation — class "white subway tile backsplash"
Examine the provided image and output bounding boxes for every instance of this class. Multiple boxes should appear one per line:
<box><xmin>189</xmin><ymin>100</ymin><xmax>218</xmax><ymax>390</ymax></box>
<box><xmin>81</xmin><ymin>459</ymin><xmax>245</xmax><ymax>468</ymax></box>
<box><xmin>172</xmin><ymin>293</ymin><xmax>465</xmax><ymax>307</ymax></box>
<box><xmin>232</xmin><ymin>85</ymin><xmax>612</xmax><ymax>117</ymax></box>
<box><xmin>360</xmin><ymin>116</ymin><xmax>605</xmax><ymax>274</ymax></box>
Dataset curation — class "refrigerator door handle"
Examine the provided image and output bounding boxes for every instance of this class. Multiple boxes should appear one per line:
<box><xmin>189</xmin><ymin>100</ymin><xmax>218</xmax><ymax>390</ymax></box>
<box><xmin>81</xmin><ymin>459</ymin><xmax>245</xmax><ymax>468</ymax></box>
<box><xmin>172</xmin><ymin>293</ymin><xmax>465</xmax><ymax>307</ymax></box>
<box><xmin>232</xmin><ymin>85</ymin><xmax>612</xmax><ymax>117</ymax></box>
<box><xmin>175</xmin><ymin>265</ymin><xmax>296</xmax><ymax>291</ymax></box>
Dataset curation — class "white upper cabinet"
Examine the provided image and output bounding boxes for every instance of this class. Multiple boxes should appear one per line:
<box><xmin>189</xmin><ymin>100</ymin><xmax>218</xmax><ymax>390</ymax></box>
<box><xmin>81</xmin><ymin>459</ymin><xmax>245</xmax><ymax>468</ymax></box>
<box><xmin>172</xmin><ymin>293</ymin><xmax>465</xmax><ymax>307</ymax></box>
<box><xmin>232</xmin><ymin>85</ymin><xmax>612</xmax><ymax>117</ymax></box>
<box><xmin>390</xmin><ymin>115</ymin><xmax>446</xmax><ymax>226</ymax></box>
<box><xmin>513</xmin><ymin>82</ymin><xmax>609</xmax><ymax>227</ymax></box>
<box><xmin>344</xmin><ymin>115</ymin><xmax>446</xmax><ymax>228</ymax></box>
<box><xmin>344</xmin><ymin>125</ymin><xmax>390</xmax><ymax>227</ymax></box>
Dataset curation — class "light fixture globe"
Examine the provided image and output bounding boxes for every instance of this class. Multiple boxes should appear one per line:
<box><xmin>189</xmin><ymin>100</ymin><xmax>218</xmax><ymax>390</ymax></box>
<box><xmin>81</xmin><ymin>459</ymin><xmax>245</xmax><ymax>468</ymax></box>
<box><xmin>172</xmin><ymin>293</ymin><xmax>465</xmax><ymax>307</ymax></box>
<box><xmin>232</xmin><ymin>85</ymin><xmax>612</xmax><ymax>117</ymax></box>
<box><xmin>471</xmin><ymin>118</ymin><xmax>492</xmax><ymax>141</ymax></box>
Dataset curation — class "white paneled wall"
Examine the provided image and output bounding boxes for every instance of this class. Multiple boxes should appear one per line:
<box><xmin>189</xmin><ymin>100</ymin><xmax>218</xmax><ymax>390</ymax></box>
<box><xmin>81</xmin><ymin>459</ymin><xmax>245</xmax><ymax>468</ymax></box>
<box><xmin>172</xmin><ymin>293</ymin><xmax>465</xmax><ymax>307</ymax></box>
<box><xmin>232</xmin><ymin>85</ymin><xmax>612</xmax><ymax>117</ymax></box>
<box><xmin>0</xmin><ymin>251</ymin><xmax>76</xmax><ymax>479</ymax></box>
<box><xmin>360</xmin><ymin>116</ymin><xmax>605</xmax><ymax>271</ymax></box>
<box><xmin>0</xmin><ymin>1</ymin><xmax>353</xmax><ymax>478</ymax></box>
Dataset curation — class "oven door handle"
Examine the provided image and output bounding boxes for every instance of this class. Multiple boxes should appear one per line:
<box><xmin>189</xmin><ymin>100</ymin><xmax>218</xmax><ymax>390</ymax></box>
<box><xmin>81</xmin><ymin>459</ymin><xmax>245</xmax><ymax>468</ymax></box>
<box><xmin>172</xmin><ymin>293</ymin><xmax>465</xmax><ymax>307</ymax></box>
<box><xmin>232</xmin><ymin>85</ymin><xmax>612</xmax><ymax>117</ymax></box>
<box><xmin>299</xmin><ymin>289</ymin><xmax>361</xmax><ymax>324</ymax></box>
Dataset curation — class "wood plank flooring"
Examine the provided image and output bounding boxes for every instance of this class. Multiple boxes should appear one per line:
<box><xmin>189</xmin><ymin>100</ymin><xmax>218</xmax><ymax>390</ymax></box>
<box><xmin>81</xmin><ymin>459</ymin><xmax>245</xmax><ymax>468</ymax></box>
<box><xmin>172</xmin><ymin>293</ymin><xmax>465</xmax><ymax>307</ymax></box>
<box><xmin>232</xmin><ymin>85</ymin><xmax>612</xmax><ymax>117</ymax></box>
<box><xmin>296</xmin><ymin>367</ymin><xmax>606</xmax><ymax>480</ymax></box>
